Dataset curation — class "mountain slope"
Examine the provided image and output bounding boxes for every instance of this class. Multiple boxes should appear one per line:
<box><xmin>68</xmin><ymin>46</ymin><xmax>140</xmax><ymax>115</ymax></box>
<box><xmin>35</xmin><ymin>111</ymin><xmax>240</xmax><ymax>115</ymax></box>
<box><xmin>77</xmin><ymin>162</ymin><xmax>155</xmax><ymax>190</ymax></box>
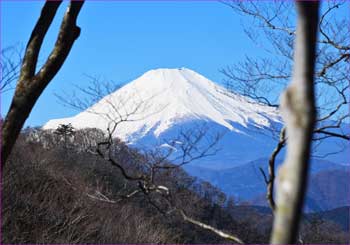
<box><xmin>185</xmin><ymin>159</ymin><xmax>349</xmax><ymax>208</ymax></box>
<box><xmin>307</xmin><ymin>168</ymin><xmax>350</xmax><ymax>211</ymax></box>
<box><xmin>44</xmin><ymin>68</ymin><xmax>284</xmax><ymax>169</ymax></box>
<box><xmin>44</xmin><ymin>68</ymin><xmax>348</xmax><ymax>165</ymax></box>
<box><xmin>309</xmin><ymin>206</ymin><xmax>350</xmax><ymax>231</ymax></box>
<box><xmin>44</xmin><ymin>68</ymin><xmax>349</xmax><ymax>208</ymax></box>
<box><xmin>44</xmin><ymin>68</ymin><xmax>281</xmax><ymax>142</ymax></box>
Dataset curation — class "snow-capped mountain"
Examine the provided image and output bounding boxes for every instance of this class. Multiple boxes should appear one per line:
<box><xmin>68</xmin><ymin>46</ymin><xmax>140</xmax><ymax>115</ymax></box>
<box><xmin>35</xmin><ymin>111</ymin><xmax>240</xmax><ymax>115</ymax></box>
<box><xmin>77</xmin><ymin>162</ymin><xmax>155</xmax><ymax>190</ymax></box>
<box><xmin>44</xmin><ymin>68</ymin><xmax>285</xmax><ymax>168</ymax></box>
<box><xmin>45</xmin><ymin>68</ymin><xmax>281</xmax><ymax>141</ymax></box>
<box><xmin>44</xmin><ymin>68</ymin><xmax>348</xmax><ymax>167</ymax></box>
<box><xmin>44</xmin><ymin>68</ymin><xmax>349</xmax><ymax>209</ymax></box>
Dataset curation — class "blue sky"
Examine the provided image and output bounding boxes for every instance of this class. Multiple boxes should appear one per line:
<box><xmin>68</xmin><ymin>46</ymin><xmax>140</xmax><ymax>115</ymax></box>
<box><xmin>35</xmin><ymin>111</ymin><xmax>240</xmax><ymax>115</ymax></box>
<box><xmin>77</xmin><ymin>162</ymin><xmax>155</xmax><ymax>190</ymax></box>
<box><xmin>2</xmin><ymin>1</ymin><xmax>266</xmax><ymax>127</ymax></box>
<box><xmin>1</xmin><ymin>1</ymin><xmax>348</xmax><ymax>127</ymax></box>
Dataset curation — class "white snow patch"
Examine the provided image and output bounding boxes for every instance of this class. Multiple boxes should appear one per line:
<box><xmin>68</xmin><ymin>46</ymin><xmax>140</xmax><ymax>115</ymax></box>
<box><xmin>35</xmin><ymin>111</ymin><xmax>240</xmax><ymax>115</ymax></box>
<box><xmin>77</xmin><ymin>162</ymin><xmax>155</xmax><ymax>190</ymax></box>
<box><xmin>159</xmin><ymin>143</ymin><xmax>177</xmax><ymax>152</ymax></box>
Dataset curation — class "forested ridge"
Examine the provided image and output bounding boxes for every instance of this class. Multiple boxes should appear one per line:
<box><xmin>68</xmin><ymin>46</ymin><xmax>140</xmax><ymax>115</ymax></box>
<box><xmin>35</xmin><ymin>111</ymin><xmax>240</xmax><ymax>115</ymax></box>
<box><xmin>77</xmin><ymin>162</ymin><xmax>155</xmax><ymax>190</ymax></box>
<box><xmin>2</xmin><ymin>127</ymin><xmax>347</xmax><ymax>244</ymax></box>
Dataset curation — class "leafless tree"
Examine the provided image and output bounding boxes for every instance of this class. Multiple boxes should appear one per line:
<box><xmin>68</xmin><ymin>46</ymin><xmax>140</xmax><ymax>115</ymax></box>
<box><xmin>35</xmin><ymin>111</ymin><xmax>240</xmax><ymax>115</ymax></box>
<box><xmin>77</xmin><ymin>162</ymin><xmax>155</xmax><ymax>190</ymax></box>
<box><xmin>54</xmin><ymin>75</ymin><xmax>244</xmax><ymax>242</ymax></box>
<box><xmin>270</xmin><ymin>2</ymin><xmax>319</xmax><ymax>243</ymax></box>
<box><xmin>1</xmin><ymin>1</ymin><xmax>84</xmax><ymax>166</ymax></box>
<box><xmin>0</xmin><ymin>46</ymin><xmax>22</xmax><ymax>93</ymax></box>
<box><xmin>222</xmin><ymin>0</ymin><xmax>349</xmax><ymax>212</ymax></box>
<box><xmin>54</xmin><ymin>74</ymin><xmax>120</xmax><ymax>112</ymax></box>
<box><xmin>92</xmin><ymin>121</ymin><xmax>244</xmax><ymax>243</ymax></box>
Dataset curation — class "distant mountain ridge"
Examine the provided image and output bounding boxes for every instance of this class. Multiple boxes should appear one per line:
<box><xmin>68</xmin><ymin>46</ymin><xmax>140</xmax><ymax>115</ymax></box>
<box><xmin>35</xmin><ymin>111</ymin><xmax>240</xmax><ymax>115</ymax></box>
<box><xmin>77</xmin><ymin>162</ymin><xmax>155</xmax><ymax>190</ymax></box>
<box><xmin>185</xmin><ymin>159</ymin><xmax>350</xmax><ymax>212</ymax></box>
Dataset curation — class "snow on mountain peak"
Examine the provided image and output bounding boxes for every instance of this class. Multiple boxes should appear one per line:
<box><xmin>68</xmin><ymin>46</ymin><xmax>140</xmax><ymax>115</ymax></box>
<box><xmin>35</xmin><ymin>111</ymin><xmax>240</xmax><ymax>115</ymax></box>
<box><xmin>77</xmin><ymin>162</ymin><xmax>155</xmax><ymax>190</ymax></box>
<box><xmin>44</xmin><ymin>68</ymin><xmax>281</xmax><ymax>142</ymax></box>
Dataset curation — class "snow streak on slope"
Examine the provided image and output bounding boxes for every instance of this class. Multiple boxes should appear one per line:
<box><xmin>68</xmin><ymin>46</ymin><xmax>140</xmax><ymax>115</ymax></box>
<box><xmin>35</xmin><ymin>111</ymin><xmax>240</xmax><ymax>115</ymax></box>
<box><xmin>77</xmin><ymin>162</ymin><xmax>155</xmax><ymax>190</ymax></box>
<box><xmin>44</xmin><ymin>68</ymin><xmax>281</xmax><ymax>143</ymax></box>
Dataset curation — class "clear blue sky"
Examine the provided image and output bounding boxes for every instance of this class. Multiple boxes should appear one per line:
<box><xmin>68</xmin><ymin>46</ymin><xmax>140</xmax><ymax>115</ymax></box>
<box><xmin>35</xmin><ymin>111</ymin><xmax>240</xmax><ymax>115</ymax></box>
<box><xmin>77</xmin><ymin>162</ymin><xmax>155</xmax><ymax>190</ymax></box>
<box><xmin>1</xmin><ymin>1</ymin><xmax>348</xmax><ymax>127</ymax></box>
<box><xmin>2</xmin><ymin>1</ymin><xmax>265</xmax><ymax>127</ymax></box>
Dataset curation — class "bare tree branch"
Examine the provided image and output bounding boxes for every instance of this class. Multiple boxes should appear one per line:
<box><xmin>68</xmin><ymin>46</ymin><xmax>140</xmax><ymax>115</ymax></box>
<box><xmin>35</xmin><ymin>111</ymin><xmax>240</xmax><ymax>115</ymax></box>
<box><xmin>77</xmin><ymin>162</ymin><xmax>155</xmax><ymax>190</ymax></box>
<box><xmin>86</xmin><ymin>99</ymin><xmax>243</xmax><ymax>243</ymax></box>
<box><xmin>264</xmin><ymin>127</ymin><xmax>286</xmax><ymax>211</ymax></box>
<box><xmin>54</xmin><ymin>74</ymin><xmax>120</xmax><ymax>111</ymax></box>
<box><xmin>222</xmin><ymin>0</ymin><xmax>350</xmax><ymax>216</ymax></box>
<box><xmin>318</xmin><ymin>1</ymin><xmax>350</xmax><ymax>51</ymax></box>
<box><xmin>0</xmin><ymin>46</ymin><xmax>22</xmax><ymax>93</ymax></box>
<box><xmin>222</xmin><ymin>1</ymin><xmax>295</xmax><ymax>35</ymax></box>
<box><xmin>222</xmin><ymin>0</ymin><xmax>349</xmax><ymax>126</ymax></box>
<box><xmin>179</xmin><ymin>209</ymin><xmax>244</xmax><ymax>244</ymax></box>
<box><xmin>18</xmin><ymin>2</ymin><xmax>62</xmax><ymax>81</ymax></box>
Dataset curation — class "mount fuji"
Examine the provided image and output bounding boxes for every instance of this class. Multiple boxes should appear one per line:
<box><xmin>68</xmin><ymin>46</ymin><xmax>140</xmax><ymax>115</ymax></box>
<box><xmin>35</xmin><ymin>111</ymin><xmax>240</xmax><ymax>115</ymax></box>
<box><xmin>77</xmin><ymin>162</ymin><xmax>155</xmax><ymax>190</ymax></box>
<box><xmin>44</xmin><ymin>68</ymin><xmax>349</xmax><ymax>209</ymax></box>
<box><xmin>44</xmin><ymin>68</ymin><xmax>284</xmax><ymax>168</ymax></box>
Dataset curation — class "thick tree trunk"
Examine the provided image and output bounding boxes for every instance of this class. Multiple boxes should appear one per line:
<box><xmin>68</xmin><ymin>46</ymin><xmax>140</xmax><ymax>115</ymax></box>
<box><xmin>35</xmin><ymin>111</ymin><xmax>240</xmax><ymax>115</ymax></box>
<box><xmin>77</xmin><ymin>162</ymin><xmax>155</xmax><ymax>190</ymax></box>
<box><xmin>270</xmin><ymin>2</ymin><xmax>319</xmax><ymax>244</ymax></box>
<box><xmin>1</xmin><ymin>1</ymin><xmax>84</xmax><ymax>166</ymax></box>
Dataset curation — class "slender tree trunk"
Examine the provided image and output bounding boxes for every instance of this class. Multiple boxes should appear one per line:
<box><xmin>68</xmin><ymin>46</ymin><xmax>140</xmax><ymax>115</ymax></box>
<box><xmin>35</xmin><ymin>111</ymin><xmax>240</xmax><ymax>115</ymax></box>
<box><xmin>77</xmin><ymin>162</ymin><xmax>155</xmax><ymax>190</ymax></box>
<box><xmin>270</xmin><ymin>2</ymin><xmax>319</xmax><ymax>244</ymax></box>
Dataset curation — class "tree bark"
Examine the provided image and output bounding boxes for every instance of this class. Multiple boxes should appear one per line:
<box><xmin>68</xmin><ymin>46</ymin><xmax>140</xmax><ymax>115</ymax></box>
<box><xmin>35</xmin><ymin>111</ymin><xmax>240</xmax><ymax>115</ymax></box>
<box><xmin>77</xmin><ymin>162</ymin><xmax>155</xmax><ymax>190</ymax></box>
<box><xmin>1</xmin><ymin>1</ymin><xmax>84</xmax><ymax>166</ymax></box>
<box><xmin>270</xmin><ymin>2</ymin><xmax>319</xmax><ymax>244</ymax></box>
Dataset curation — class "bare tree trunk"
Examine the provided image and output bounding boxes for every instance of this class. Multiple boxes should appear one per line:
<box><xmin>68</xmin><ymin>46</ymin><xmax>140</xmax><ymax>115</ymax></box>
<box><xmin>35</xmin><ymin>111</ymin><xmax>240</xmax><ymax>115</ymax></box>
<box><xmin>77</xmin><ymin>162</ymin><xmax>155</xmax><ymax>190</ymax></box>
<box><xmin>1</xmin><ymin>1</ymin><xmax>84</xmax><ymax>166</ymax></box>
<box><xmin>270</xmin><ymin>2</ymin><xmax>319</xmax><ymax>244</ymax></box>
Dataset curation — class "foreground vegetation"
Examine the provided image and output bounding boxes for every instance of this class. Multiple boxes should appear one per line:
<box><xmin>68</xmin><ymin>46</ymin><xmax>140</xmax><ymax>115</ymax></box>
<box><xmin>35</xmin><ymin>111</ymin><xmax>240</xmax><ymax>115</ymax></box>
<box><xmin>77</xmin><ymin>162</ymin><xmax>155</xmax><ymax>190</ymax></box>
<box><xmin>2</xmin><ymin>128</ymin><xmax>347</xmax><ymax>243</ymax></box>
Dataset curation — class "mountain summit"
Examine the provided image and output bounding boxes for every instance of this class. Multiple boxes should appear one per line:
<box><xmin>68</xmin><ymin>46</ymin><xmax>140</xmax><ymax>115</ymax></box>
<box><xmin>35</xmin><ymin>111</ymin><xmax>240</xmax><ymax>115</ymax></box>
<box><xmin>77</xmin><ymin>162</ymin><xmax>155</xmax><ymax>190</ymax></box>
<box><xmin>43</xmin><ymin>68</ymin><xmax>349</xmax><ymax>207</ymax></box>
<box><xmin>44</xmin><ymin>68</ymin><xmax>281</xmax><ymax>142</ymax></box>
